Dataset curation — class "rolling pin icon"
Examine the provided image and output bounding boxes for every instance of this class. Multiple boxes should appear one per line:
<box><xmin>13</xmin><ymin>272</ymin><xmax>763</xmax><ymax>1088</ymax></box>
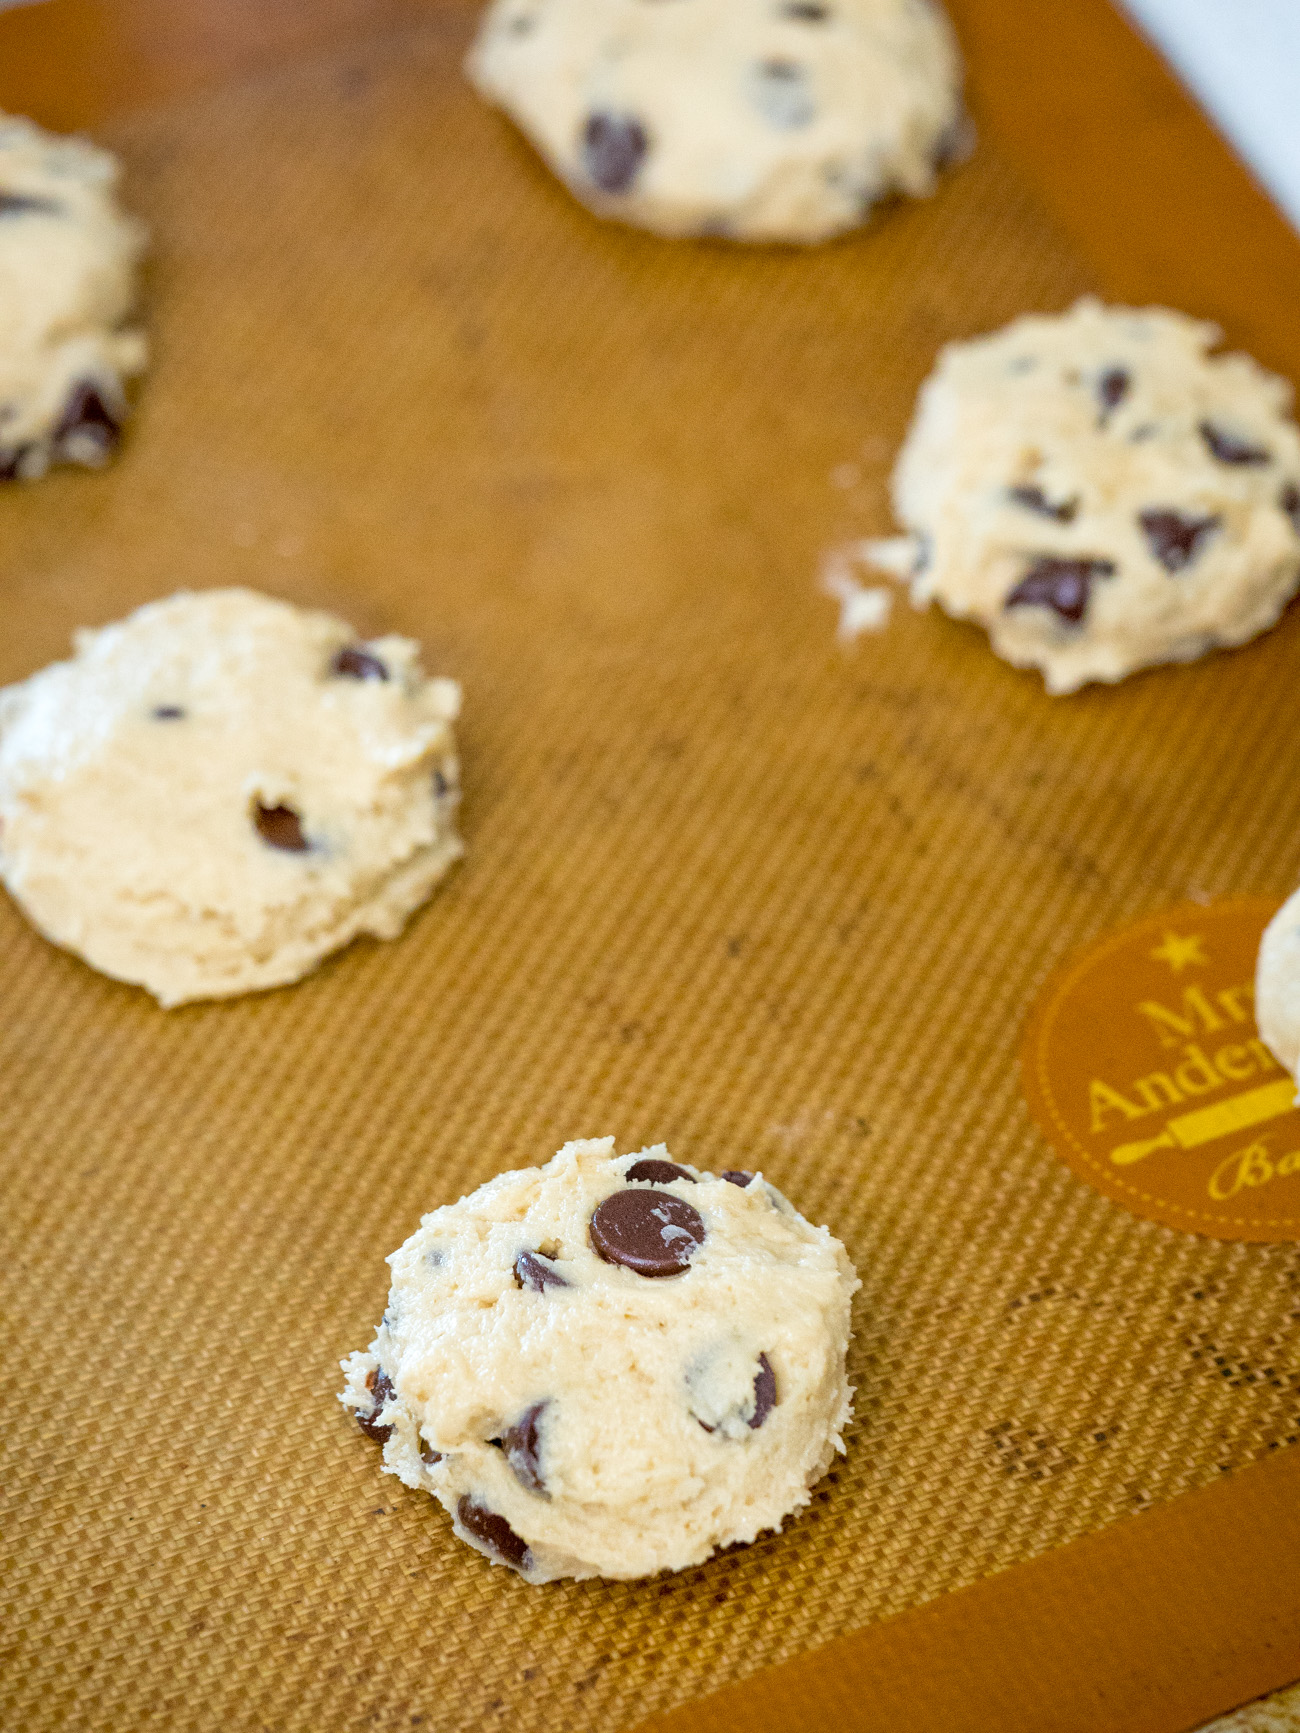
<box><xmin>1110</xmin><ymin>1077</ymin><xmax>1298</xmax><ymax>1166</ymax></box>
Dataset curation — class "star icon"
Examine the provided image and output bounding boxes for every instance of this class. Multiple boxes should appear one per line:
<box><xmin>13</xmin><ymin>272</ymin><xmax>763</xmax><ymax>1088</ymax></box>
<box><xmin>1150</xmin><ymin>931</ymin><xmax>1207</xmax><ymax>972</ymax></box>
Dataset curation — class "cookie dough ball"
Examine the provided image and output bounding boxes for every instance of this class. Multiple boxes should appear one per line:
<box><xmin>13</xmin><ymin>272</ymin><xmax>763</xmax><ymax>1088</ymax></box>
<box><xmin>874</xmin><ymin>299</ymin><xmax>1300</xmax><ymax>693</ymax></box>
<box><xmin>1257</xmin><ymin>895</ymin><xmax>1300</xmax><ymax>1082</ymax></box>
<box><xmin>0</xmin><ymin>112</ymin><xmax>147</xmax><ymax>482</ymax></box>
<box><xmin>0</xmin><ymin>589</ymin><xmax>462</xmax><ymax>1006</ymax></box>
<box><xmin>340</xmin><ymin>1138</ymin><xmax>859</xmax><ymax>1583</ymax></box>
<box><xmin>467</xmin><ymin>0</ymin><xmax>966</xmax><ymax>244</ymax></box>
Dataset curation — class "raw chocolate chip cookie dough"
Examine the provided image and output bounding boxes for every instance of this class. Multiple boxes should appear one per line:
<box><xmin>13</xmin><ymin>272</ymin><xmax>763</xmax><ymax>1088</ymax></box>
<box><xmin>869</xmin><ymin>299</ymin><xmax>1300</xmax><ymax>692</ymax></box>
<box><xmin>0</xmin><ymin>112</ymin><xmax>147</xmax><ymax>481</ymax></box>
<box><xmin>341</xmin><ymin>1139</ymin><xmax>859</xmax><ymax>1583</ymax></box>
<box><xmin>1256</xmin><ymin>897</ymin><xmax>1300</xmax><ymax>1085</ymax></box>
<box><xmin>0</xmin><ymin>589</ymin><xmax>462</xmax><ymax>1006</ymax></box>
<box><xmin>467</xmin><ymin>0</ymin><xmax>966</xmax><ymax>243</ymax></box>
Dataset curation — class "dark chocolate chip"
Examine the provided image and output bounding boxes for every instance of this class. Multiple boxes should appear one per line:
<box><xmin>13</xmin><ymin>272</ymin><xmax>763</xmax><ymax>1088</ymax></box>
<box><xmin>1200</xmin><ymin>421</ymin><xmax>1270</xmax><ymax>466</ymax></box>
<box><xmin>1139</xmin><ymin>508</ymin><xmax>1220</xmax><ymax>572</ymax></box>
<box><xmin>590</xmin><ymin>1188</ymin><xmax>706</xmax><ymax>1278</ymax></box>
<box><xmin>514</xmin><ymin>1250</ymin><xmax>570</xmax><ymax>1292</ymax></box>
<box><xmin>1005</xmin><ymin>556</ymin><xmax>1116</xmax><ymax>624</ymax></box>
<box><xmin>419</xmin><ymin>1437</ymin><xmax>442</xmax><ymax>1466</ymax></box>
<box><xmin>624</xmin><ymin>1158</ymin><xmax>696</xmax><ymax>1185</ymax></box>
<box><xmin>357</xmin><ymin>1366</ymin><xmax>396</xmax><ymax>1443</ymax></box>
<box><xmin>1007</xmin><ymin>484</ymin><xmax>1078</xmax><ymax>523</ymax></box>
<box><xmin>0</xmin><ymin>190</ymin><xmax>61</xmax><ymax>217</ymax></box>
<box><xmin>152</xmin><ymin>705</ymin><xmax>185</xmax><ymax>721</ymax></box>
<box><xmin>750</xmin><ymin>1353</ymin><xmax>777</xmax><ymax>1429</ymax></box>
<box><xmin>502</xmin><ymin>1401</ymin><xmax>549</xmax><ymax>1495</ymax></box>
<box><xmin>0</xmin><ymin>445</ymin><xmax>31</xmax><ymax>482</ymax></box>
<box><xmin>753</xmin><ymin>59</ymin><xmax>816</xmax><ymax>128</ymax></box>
<box><xmin>254</xmin><ymin>802</ymin><xmax>310</xmax><ymax>851</ymax></box>
<box><xmin>457</xmin><ymin>1495</ymin><xmax>531</xmax><ymax>1570</ymax></box>
<box><xmin>720</xmin><ymin>1170</ymin><xmax>754</xmax><ymax>1187</ymax></box>
<box><xmin>54</xmin><ymin>380</ymin><xmax>123</xmax><ymax>463</ymax></box>
<box><xmin>781</xmin><ymin>1</ymin><xmax>829</xmax><ymax>17</ymax></box>
<box><xmin>931</xmin><ymin>113</ymin><xmax>975</xmax><ymax>172</ymax></box>
<box><xmin>695</xmin><ymin>1349</ymin><xmax>778</xmax><ymax>1437</ymax></box>
<box><xmin>433</xmin><ymin>768</ymin><xmax>452</xmax><ymax>797</ymax></box>
<box><xmin>582</xmin><ymin>113</ymin><xmax>648</xmax><ymax>193</ymax></box>
<box><xmin>1282</xmin><ymin>482</ymin><xmax>1300</xmax><ymax>535</ymax></box>
<box><xmin>1097</xmin><ymin>367</ymin><xmax>1130</xmax><ymax>418</ymax></box>
<box><xmin>332</xmin><ymin>645</ymin><xmax>389</xmax><ymax>681</ymax></box>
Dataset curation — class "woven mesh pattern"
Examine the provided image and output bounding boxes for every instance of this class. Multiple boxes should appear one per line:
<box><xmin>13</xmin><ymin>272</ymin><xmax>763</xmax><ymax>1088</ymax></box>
<box><xmin>3</xmin><ymin>11</ymin><xmax>1299</xmax><ymax>1730</ymax></box>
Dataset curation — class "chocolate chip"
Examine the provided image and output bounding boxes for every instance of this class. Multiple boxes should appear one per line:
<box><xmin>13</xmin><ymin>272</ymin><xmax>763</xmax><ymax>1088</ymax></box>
<box><xmin>1007</xmin><ymin>484</ymin><xmax>1077</xmax><ymax>523</ymax></box>
<box><xmin>357</xmin><ymin>1366</ymin><xmax>396</xmax><ymax>1443</ymax></box>
<box><xmin>254</xmin><ymin>802</ymin><xmax>310</xmax><ymax>851</ymax></box>
<box><xmin>457</xmin><ymin>1496</ymin><xmax>531</xmax><ymax>1570</ymax></box>
<box><xmin>1200</xmin><ymin>421</ymin><xmax>1270</xmax><ymax>466</ymax></box>
<box><xmin>53</xmin><ymin>380</ymin><xmax>123</xmax><ymax>464</ymax></box>
<box><xmin>419</xmin><ymin>1437</ymin><xmax>442</xmax><ymax>1466</ymax></box>
<box><xmin>0</xmin><ymin>190</ymin><xmax>60</xmax><ymax>216</ymax></box>
<box><xmin>1139</xmin><ymin>508</ymin><xmax>1220</xmax><ymax>572</ymax></box>
<box><xmin>514</xmin><ymin>1250</ymin><xmax>569</xmax><ymax>1292</ymax></box>
<box><xmin>590</xmin><ymin>1189</ymin><xmax>706</xmax><ymax>1277</ymax></box>
<box><xmin>433</xmin><ymin>768</ymin><xmax>453</xmax><ymax>798</ymax></box>
<box><xmin>1097</xmin><ymin>368</ymin><xmax>1129</xmax><ymax>418</ymax></box>
<box><xmin>692</xmin><ymin>1348</ymin><xmax>778</xmax><ymax>1437</ymax></box>
<box><xmin>1005</xmin><ymin>557</ymin><xmax>1115</xmax><ymax>623</ymax></box>
<box><xmin>332</xmin><ymin>645</ymin><xmax>388</xmax><ymax>681</ymax></box>
<box><xmin>624</xmin><ymin>1158</ymin><xmax>695</xmax><ymax>1185</ymax></box>
<box><xmin>750</xmin><ymin>1353</ymin><xmax>777</xmax><ymax>1429</ymax></box>
<box><xmin>1282</xmin><ymin>483</ymin><xmax>1300</xmax><ymax>534</ymax></box>
<box><xmin>0</xmin><ymin>445</ymin><xmax>31</xmax><ymax>482</ymax></box>
<box><xmin>152</xmin><ymin>705</ymin><xmax>185</xmax><ymax>721</ymax></box>
<box><xmin>502</xmin><ymin>1401</ymin><xmax>549</xmax><ymax>1495</ymax></box>
<box><xmin>781</xmin><ymin>1</ymin><xmax>829</xmax><ymax>16</ymax></box>
<box><xmin>582</xmin><ymin>113</ymin><xmax>648</xmax><ymax>193</ymax></box>
<box><xmin>931</xmin><ymin>113</ymin><xmax>975</xmax><ymax>172</ymax></box>
<box><xmin>752</xmin><ymin>59</ymin><xmax>816</xmax><ymax>129</ymax></box>
<box><xmin>720</xmin><ymin>1170</ymin><xmax>754</xmax><ymax>1187</ymax></box>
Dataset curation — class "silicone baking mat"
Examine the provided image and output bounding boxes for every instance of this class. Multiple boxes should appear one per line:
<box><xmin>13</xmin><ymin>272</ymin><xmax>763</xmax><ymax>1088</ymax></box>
<box><xmin>2</xmin><ymin>6</ymin><xmax>1299</xmax><ymax>1730</ymax></box>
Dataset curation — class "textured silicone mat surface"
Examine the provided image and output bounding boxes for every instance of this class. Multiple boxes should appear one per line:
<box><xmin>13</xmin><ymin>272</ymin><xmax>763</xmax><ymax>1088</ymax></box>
<box><xmin>2</xmin><ymin>10</ymin><xmax>1299</xmax><ymax>1731</ymax></box>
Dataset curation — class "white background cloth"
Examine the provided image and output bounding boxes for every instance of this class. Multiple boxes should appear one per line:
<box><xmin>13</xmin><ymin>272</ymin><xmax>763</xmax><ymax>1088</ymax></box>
<box><xmin>1119</xmin><ymin>0</ymin><xmax>1300</xmax><ymax>234</ymax></box>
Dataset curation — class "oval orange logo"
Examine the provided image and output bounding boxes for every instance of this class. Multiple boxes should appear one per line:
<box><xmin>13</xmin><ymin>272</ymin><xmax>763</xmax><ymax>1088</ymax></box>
<box><xmin>1022</xmin><ymin>899</ymin><xmax>1300</xmax><ymax>1241</ymax></box>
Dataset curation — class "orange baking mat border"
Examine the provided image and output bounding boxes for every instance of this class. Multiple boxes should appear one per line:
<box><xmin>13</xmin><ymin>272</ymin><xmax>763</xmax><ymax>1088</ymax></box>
<box><xmin>637</xmin><ymin>1439</ymin><xmax>1300</xmax><ymax>1733</ymax></box>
